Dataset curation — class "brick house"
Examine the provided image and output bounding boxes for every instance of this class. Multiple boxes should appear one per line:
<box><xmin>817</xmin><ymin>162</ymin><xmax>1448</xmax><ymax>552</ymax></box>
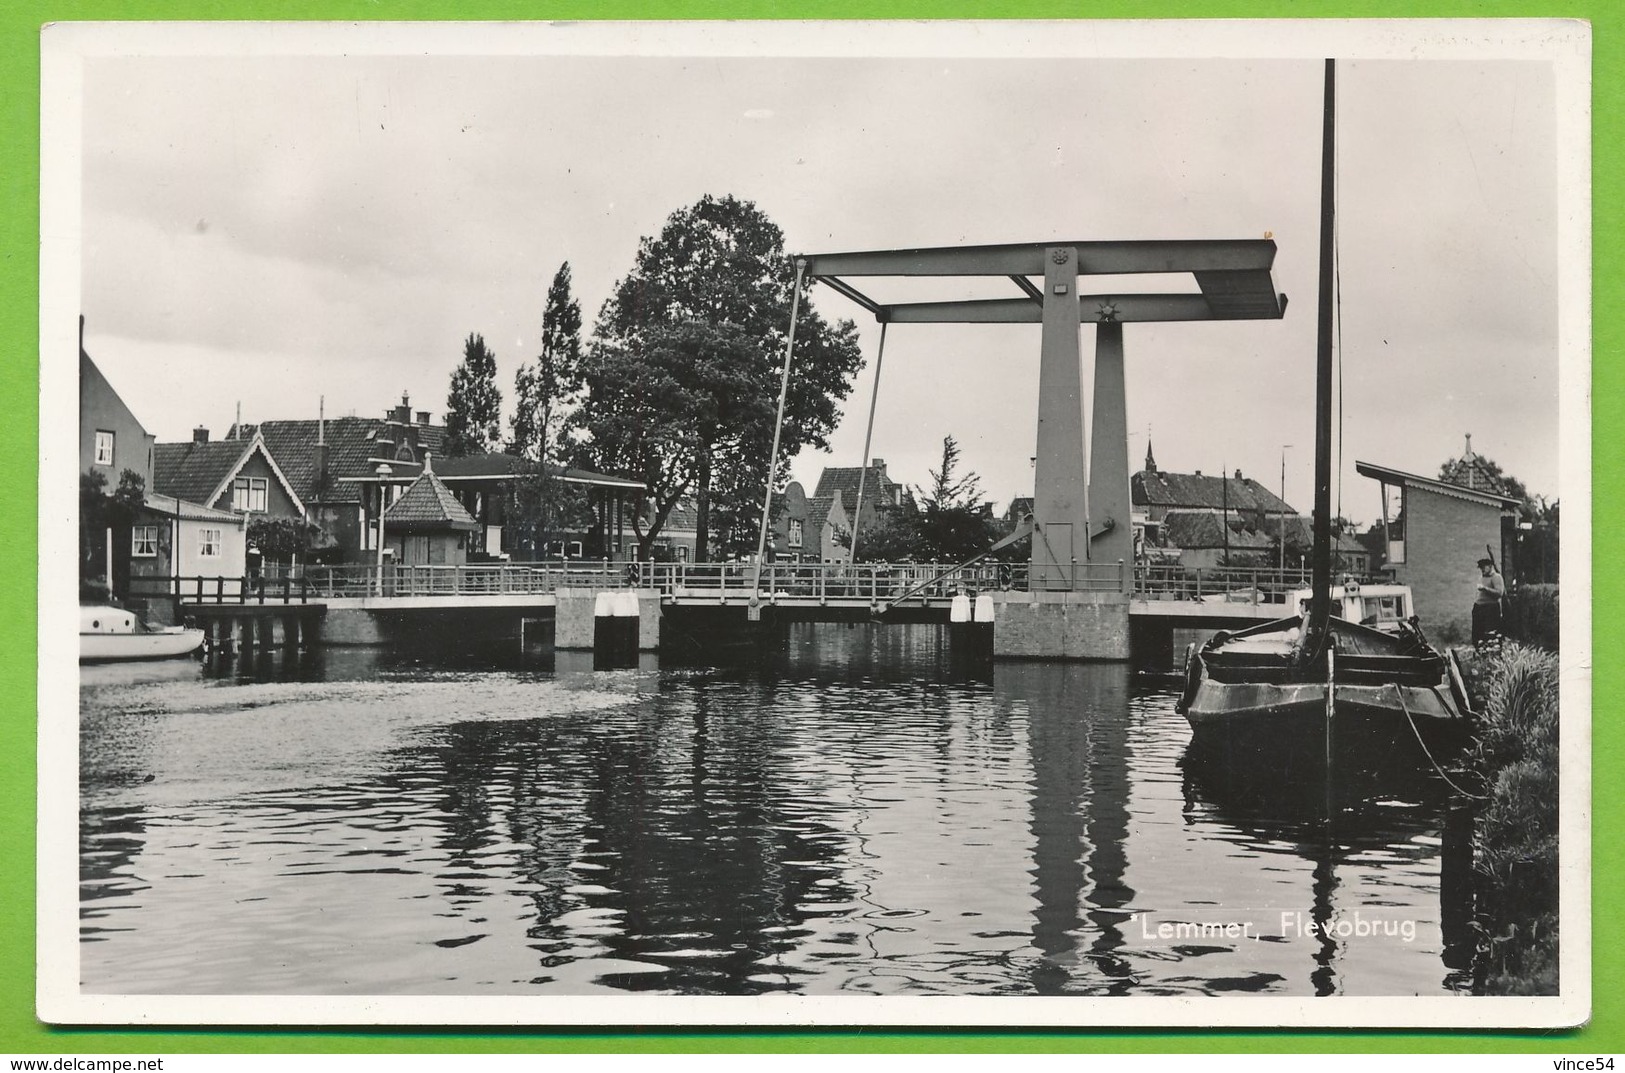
<box><xmin>1133</xmin><ymin>442</ymin><xmax>1299</xmax><ymax>567</ymax></box>
<box><xmin>770</xmin><ymin>482</ymin><xmax>851</xmax><ymax>562</ymax></box>
<box><xmin>814</xmin><ymin>458</ymin><xmax>914</xmax><ymax>536</ymax></box>
<box><xmin>1356</xmin><ymin>459</ymin><xmax>1521</xmax><ymax>639</ymax></box>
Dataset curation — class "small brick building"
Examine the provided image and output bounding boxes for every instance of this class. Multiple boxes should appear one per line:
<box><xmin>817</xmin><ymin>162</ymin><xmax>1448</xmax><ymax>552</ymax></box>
<box><xmin>1356</xmin><ymin>460</ymin><xmax>1520</xmax><ymax>640</ymax></box>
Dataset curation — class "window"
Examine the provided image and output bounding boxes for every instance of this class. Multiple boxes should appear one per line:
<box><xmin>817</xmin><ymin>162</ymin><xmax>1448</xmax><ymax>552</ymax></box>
<box><xmin>132</xmin><ymin>525</ymin><xmax>158</xmax><ymax>557</ymax></box>
<box><xmin>94</xmin><ymin>430</ymin><xmax>114</xmax><ymax>466</ymax></box>
<box><xmin>788</xmin><ymin>519</ymin><xmax>804</xmax><ymax>549</ymax></box>
<box><xmin>232</xmin><ymin>476</ymin><xmax>268</xmax><ymax>512</ymax></box>
<box><xmin>198</xmin><ymin>528</ymin><xmax>222</xmax><ymax>557</ymax></box>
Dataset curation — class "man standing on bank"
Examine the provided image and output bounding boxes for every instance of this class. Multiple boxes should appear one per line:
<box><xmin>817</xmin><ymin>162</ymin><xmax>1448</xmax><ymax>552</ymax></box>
<box><xmin>1473</xmin><ymin>555</ymin><xmax>1506</xmax><ymax>647</ymax></box>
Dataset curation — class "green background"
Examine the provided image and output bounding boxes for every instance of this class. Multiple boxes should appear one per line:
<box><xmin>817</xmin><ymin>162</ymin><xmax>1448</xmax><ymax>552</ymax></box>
<box><xmin>3</xmin><ymin>0</ymin><xmax>1612</xmax><ymax>1056</ymax></box>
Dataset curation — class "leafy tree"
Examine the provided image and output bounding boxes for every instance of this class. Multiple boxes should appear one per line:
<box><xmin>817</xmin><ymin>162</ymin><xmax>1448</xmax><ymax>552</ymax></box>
<box><xmin>247</xmin><ymin>516</ymin><xmax>322</xmax><ymax>563</ymax></box>
<box><xmin>578</xmin><ymin>321</ymin><xmax>775</xmax><ymax>559</ymax></box>
<box><xmin>505</xmin><ymin>459</ymin><xmax>594</xmax><ymax>559</ymax></box>
<box><xmin>444</xmin><ymin>332</ymin><xmax>503</xmax><ymax>457</ymax></box>
<box><xmin>578</xmin><ymin>194</ymin><xmax>863</xmax><ymax>560</ymax></box>
<box><xmin>845</xmin><ymin>510</ymin><xmax>919</xmax><ymax>563</ymax></box>
<box><xmin>912</xmin><ymin>436</ymin><xmax>999</xmax><ymax>562</ymax></box>
<box><xmin>511</xmin><ymin>263</ymin><xmax>583</xmax><ymax>463</ymax></box>
<box><xmin>80</xmin><ymin>468</ymin><xmax>145</xmax><ymax>590</ymax></box>
<box><xmin>508</xmin><ymin>265</ymin><xmax>589</xmax><ymax>558</ymax></box>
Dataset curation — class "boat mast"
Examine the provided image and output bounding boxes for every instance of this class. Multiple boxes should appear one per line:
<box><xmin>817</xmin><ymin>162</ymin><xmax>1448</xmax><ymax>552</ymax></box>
<box><xmin>1307</xmin><ymin>57</ymin><xmax>1337</xmax><ymax>649</ymax></box>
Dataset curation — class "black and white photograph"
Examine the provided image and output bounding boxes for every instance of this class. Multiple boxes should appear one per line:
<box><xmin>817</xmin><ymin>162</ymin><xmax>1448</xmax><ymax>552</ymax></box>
<box><xmin>40</xmin><ymin>20</ymin><xmax>1590</xmax><ymax>1027</ymax></box>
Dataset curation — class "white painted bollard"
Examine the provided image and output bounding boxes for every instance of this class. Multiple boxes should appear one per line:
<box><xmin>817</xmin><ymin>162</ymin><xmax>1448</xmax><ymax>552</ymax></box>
<box><xmin>950</xmin><ymin>593</ymin><xmax>971</xmax><ymax>623</ymax></box>
<box><xmin>612</xmin><ymin>591</ymin><xmax>639</xmax><ymax>617</ymax></box>
<box><xmin>594</xmin><ymin>592</ymin><xmax>613</xmax><ymax>618</ymax></box>
<box><xmin>974</xmin><ymin>594</ymin><xmax>996</xmax><ymax>623</ymax></box>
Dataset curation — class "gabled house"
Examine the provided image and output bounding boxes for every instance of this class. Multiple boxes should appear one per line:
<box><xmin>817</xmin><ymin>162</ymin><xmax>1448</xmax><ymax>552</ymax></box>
<box><xmin>770</xmin><ymin>483</ymin><xmax>851</xmax><ymax>563</ymax></box>
<box><xmin>153</xmin><ymin>429</ymin><xmax>305</xmax><ymax>523</ymax></box>
<box><xmin>1133</xmin><ymin>443</ymin><xmax>1302</xmax><ymax>567</ymax></box>
<box><xmin>80</xmin><ymin>331</ymin><xmax>155</xmax><ymax>492</ymax></box>
<box><xmin>235</xmin><ymin>394</ymin><xmax>645</xmax><ymax>564</ymax></box>
<box><xmin>813</xmin><ymin>457</ymin><xmax>914</xmax><ymax>540</ymax></box>
<box><xmin>235</xmin><ymin>394</ymin><xmax>441</xmax><ymax>564</ymax></box>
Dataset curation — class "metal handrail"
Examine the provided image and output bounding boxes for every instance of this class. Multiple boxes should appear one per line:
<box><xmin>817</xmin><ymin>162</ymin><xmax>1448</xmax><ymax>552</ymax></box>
<box><xmin>130</xmin><ymin>560</ymin><xmax>1368</xmax><ymax>604</ymax></box>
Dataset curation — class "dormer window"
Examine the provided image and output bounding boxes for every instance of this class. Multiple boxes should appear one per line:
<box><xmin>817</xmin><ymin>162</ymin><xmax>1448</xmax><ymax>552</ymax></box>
<box><xmin>232</xmin><ymin>476</ymin><xmax>268</xmax><ymax>512</ymax></box>
<box><xmin>395</xmin><ymin>442</ymin><xmax>415</xmax><ymax>463</ymax></box>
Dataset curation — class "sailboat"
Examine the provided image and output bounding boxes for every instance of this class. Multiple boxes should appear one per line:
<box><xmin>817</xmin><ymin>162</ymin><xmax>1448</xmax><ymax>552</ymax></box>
<box><xmin>1174</xmin><ymin>60</ymin><xmax>1474</xmax><ymax>758</ymax></box>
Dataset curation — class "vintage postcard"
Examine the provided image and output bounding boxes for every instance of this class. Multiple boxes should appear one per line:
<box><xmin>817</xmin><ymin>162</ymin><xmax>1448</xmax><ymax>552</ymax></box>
<box><xmin>38</xmin><ymin>18</ymin><xmax>1591</xmax><ymax>1027</ymax></box>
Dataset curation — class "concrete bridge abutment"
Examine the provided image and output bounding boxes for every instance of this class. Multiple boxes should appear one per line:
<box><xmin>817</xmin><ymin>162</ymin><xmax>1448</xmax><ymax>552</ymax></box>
<box><xmin>990</xmin><ymin>590</ymin><xmax>1131</xmax><ymax>661</ymax></box>
<box><xmin>554</xmin><ymin>588</ymin><xmax>662</xmax><ymax>652</ymax></box>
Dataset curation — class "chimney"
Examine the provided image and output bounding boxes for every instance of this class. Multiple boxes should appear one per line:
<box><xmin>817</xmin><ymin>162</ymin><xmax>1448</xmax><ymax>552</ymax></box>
<box><xmin>392</xmin><ymin>391</ymin><xmax>412</xmax><ymax>425</ymax></box>
<box><xmin>871</xmin><ymin>457</ymin><xmax>886</xmax><ymax>478</ymax></box>
<box><xmin>193</xmin><ymin>426</ymin><xmax>210</xmax><ymax>444</ymax></box>
<box><xmin>314</xmin><ymin>396</ymin><xmax>329</xmax><ymax>497</ymax></box>
<box><xmin>416</xmin><ymin>411</ymin><xmax>431</xmax><ymax>426</ymax></box>
<box><xmin>1235</xmin><ymin>468</ymin><xmax>1243</xmax><ymax>480</ymax></box>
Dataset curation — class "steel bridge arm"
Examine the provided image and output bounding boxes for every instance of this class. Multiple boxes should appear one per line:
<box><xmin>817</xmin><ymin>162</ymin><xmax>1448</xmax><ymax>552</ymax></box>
<box><xmin>799</xmin><ymin>239</ymin><xmax>1278</xmax><ymax>278</ymax></box>
<box><xmin>879</xmin><ymin>292</ymin><xmax>1285</xmax><ymax>324</ymax></box>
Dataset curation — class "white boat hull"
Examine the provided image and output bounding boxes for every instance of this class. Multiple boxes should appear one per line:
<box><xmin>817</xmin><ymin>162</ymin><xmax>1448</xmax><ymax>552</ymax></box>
<box><xmin>80</xmin><ymin>628</ymin><xmax>205</xmax><ymax>663</ymax></box>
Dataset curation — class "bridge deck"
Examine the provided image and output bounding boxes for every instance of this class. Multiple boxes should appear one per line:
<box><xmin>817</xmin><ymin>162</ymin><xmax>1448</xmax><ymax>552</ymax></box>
<box><xmin>147</xmin><ymin>562</ymin><xmax>1325</xmax><ymax>622</ymax></box>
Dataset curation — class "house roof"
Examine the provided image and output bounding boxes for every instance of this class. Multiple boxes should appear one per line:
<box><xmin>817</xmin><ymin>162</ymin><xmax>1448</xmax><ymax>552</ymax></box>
<box><xmin>140</xmin><ymin>491</ymin><xmax>245</xmax><ymax>523</ymax></box>
<box><xmin>152</xmin><ymin>434</ymin><xmax>303</xmax><ymax>513</ymax></box>
<box><xmin>807</xmin><ymin>494</ymin><xmax>841</xmax><ymax>524</ymax></box>
<box><xmin>1161</xmin><ymin>510</ymin><xmax>1274</xmax><ymax>550</ymax></box>
<box><xmin>152</xmin><ymin>440</ymin><xmax>250</xmax><ymax>504</ymax></box>
<box><xmin>814</xmin><ymin>465</ymin><xmax>912</xmax><ymax>511</ymax></box>
<box><xmin>433</xmin><ymin>452</ymin><xmax>646</xmax><ymax>490</ymax></box>
<box><xmin>1355</xmin><ymin>460</ymin><xmax>1522</xmax><ymax>509</ymax></box>
<box><xmin>1133</xmin><ymin>468</ymin><xmax>1295</xmax><ymax>514</ymax></box>
<box><xmin>384</xmin><ymin>471</ymin><xmax>479</xmax><ymax>530</ymax></box>
<box><xmin>230</xmin><ymin>417</ymin><xmax>410</xmax><ymax>504</ymax></box>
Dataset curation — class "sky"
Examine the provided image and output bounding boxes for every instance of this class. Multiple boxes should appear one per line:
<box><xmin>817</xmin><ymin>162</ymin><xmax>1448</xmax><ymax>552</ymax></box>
<box><xmin>72</xmin><ymin>27</ymin><xmax>1568</xmax><ymax>526</ymax></box>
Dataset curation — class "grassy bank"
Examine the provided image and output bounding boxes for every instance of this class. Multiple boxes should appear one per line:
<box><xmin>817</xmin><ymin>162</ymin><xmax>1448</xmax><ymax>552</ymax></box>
<box><xmin>1460</xmin><ymin>642</ymin><xmax>1561</xmax><ymax>995</ymax></box>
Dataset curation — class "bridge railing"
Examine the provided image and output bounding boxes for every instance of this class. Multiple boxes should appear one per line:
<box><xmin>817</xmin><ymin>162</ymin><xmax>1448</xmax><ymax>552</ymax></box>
<box><xmin>301</xmin><ymin>562</ymin><xmax>626</xmax><ymax>599</ymax></box>
<box><xmin>637</xmin><ymin>560</ymin><xmax>1046</xmax><ymax>600</ymax></box>
<box><xmin>1132</xmin><ymin>564</ymin><xmax>1321</xmax><ymax>605</ymax></box>
<box><xmin>131</xmin><ymin>575</ymin><xmax>312</xmax><ymax>605</ymax></box>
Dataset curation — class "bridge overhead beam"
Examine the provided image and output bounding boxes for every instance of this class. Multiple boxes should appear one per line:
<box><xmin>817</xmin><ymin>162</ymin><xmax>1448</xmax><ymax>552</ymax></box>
<box><xmin>879</xmin><ymin>292</ymin><xmax>1270</xmax><ymax>325</ymax></box>
<box><xmin>800</xmin><ymin>239</ymin><xmax>1279</xmax><ymax>278</ymax></box>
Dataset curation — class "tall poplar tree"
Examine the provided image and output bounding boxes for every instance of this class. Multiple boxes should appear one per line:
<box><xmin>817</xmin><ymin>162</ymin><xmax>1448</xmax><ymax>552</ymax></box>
<box><xmin>444</xmin><ymin>332</ymin><xmax>502</xmax><ymax>457</ymax></box>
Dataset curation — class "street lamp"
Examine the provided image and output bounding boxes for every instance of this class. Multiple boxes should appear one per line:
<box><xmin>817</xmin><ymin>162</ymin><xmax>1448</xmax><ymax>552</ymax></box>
<box><xmin>1279</xmin><ymin>445</ymin><xmax>1292</xmax><ymax>572</ymax></box>
<box><xmin>375</xmin><ymin>462</ymin><xmax>393</xmax><ymax>595</ymax></box>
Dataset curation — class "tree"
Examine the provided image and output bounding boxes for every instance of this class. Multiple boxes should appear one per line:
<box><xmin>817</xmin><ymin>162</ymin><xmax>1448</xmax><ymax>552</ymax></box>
<box><xmin>444</xmin><ymin>332</ymin><xmax>503</xmax><ymax>457</ymax></box>
<box><xmin>511</xmin><ymin>263</ymin><xmax>583</xmax><ymax>464</ymax></box>
<box><xmin>910</xmin><ymin>436</ymin><xmax>999</xmax><ymax>562</ymax></box>
<box><xmin>577</xmin><ymin>321</ymin><xmax>775</xmax><ymax>559</ymax></box>
<box><xmin>508</xmin><ymin>265</ymin><xmax>588</xmax><ymax>557</ymax></box>
<box><xmin>246</xmin><ymin>516</ymin><xmax>322</xmax><ymax>563</ymax></box>
<box><xmin>578</xmin><ymin>194</ymin><xmax>864</xmax><ymax>560</ymax></box>
<box><xmin>80</xmin><ymin>468</ymin><xmax>145</xmax><ymax>591</ymax></box>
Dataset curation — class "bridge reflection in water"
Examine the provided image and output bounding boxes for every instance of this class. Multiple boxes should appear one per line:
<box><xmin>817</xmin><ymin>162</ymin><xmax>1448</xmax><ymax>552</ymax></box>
<box><xmin>78</xmin><ymin>623</ymin><xmax>1472</xmax><ymax>997</ymax></box>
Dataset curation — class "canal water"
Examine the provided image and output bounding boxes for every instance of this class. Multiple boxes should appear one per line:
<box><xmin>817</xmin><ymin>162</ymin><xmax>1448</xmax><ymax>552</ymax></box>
<box><xmin>79</xmin><ymin>622</ymin><xmax>1475</xmax><ymax>997</ymax></box>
